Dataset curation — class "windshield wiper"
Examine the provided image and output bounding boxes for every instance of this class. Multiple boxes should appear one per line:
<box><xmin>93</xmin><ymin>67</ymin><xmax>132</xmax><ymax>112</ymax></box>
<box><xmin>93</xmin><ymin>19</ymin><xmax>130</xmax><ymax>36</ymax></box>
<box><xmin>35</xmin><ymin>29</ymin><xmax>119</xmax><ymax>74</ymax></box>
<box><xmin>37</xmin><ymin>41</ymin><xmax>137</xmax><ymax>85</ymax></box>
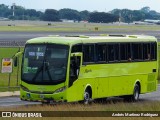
<box><xmin>32</xmin><ymin>60</ymin><xmax>53</xmax><ymax>82</ymax></box>
<box><xmin>32</xmin><ymin>63</ymin><xmax>44</xmax><ymax>81</ymax></box>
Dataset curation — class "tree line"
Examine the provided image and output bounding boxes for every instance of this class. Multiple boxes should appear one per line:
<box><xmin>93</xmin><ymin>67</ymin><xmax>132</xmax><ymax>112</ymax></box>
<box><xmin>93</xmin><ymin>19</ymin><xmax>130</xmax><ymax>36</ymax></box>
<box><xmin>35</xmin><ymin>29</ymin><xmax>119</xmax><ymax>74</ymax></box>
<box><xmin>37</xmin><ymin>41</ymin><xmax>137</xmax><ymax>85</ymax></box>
<box><xmin>0</xmin><ymin>4</ymin><xmax>160</xmax><ymax>23</ymax></box>
<box><xmin>111</xmin><ymin>7</ymin><xmax>160</xmax><ymax>23</ymax></box>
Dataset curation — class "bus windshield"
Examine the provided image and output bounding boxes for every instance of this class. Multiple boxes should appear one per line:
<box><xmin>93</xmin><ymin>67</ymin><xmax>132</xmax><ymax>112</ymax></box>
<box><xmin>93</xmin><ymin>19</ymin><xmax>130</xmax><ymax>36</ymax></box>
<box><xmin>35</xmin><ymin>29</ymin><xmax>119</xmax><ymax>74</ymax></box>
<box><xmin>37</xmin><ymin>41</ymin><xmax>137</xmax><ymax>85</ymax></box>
<box><xmin>22</xmin><ymin>44</ymin><xmax>69</xmax><ymax>85</ymax></box>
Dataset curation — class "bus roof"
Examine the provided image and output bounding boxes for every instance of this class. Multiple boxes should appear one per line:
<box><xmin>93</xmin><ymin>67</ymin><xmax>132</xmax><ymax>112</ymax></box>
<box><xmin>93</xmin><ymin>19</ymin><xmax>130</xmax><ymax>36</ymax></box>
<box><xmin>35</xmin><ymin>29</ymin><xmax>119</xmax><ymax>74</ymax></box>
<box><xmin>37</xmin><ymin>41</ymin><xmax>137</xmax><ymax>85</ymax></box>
<box><xmin>26</xmin><ymin>35</ymin><xmax>157</xmax><ymax>45</ymax></box>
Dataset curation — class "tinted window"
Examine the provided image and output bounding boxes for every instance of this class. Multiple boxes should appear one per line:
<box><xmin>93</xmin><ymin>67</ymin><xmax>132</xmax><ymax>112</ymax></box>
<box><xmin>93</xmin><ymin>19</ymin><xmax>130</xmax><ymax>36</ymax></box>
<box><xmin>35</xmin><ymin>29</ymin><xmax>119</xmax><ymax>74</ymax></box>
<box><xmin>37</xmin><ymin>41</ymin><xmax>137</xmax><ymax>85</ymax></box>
<box><xmin>120</xmin><ymin>43</ymin><xmax>131</xmax><ymax>61</ymax></box>
<box><xmin>151</xmin><ymin>42</ymin><xmax>157</xmax><ymax>60</ymax></box>
<box><xmin>132</xmin><ymin>43</ymin><xmax>143</xmax><ymax>60</ymax></box>
<box><xmin>96</xmin><ymin>44</ymin><xmax>106</xmax><ymax>62</ymax></box>
<box><xmin>22</xmin><ymin>44</ymin><xmax>69</xmax><ymax>85</ymax></box>
<box><xmin>143</xmin><ymin>43</ymin><xmax>151</xmax><ymax>60</ymax></box>
<box><xmin>108</xmin><ymin>44</ymin><xmax>119</xmax><ymax>62</ymax></box>
<box><xmin>83</xmin><ymin>44</ymin><xmax>95</xmax><ymax>62</ymax></box>
<box><xmin>71</xmin><ymin>44</ymin><xmax>82</xmax><ymax>53</ymax></box>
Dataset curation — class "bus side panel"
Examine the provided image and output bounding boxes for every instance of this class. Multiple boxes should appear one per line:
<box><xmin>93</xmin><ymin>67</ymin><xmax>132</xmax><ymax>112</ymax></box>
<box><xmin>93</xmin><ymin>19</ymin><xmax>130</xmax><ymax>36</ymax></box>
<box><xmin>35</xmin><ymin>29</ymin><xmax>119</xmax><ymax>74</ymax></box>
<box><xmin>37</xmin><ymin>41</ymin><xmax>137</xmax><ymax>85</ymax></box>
<box><xmin>66</xmin><ymin>78</ymin><xmax>95</xmax><ymax>102</ymax></box>
<box><xmin>108</xmin><ymin>76</ymin><xmax>130</xmax><ymax>97</ymax></box>
<box><xmin>146</xmin><ymin>73</ymin><xmax>157</xmax><ymax>92</ymax></box>
<box><xmin>96</xmin><ymin>77</ymin><xmax>109</xmax><ymax>98</ymax></box>
<box><xmin>66</xmin><ymin>61</ymin><xmax>157</xmax><ymax>101</ymax></box>
<box><xmin>66</xmin><ymin>79</ymin><xmax>83</xmax><ymax>102</ymax></box>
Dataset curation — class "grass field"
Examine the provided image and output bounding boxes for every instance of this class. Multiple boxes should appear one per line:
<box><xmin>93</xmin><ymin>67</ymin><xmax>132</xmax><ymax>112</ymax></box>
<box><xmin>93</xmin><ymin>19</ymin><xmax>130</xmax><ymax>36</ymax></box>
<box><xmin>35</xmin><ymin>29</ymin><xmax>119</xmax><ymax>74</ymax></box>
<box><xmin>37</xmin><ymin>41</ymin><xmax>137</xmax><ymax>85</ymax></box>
<box><xmin>1</xmin><ymin>100</ymin><xmax>160</xmax><ymax>111</ymax></box>
<box><xmin>0</xmin><ymin>47</ymin><xmax>23</xmax><ymax>92</ymax></box>
<box><xmin>0</xmin><ymin>101</ymin><xmax>160</xmax><ymax>120</ymax></box>
<box><xmin>0</xmin><ymin>20</ymin><xmax>160</xmax><ymax>32</ymax></box>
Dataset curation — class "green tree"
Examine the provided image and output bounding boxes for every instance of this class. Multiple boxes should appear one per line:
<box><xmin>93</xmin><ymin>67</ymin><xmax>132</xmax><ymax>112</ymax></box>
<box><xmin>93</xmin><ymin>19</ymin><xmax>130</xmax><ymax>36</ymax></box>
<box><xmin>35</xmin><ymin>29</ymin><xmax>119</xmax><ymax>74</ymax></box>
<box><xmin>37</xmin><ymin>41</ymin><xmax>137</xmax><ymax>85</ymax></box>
<box><xmin>14</xmin><ymin>5</ymin><xmax>25</xmax><ymax>16</ymax></box>
<box><xmin>132</xmin><ymin>10</ymin><xmax>145</xmax><ymax>21</ymax></box>
<box><xmin>141</xmin><ymin>6</ymin><xmax>150</xmax><ymax>13</ymax></box>
<box><xmin>89</xmin><ymin>12</ymin><xmax>118</xmax><ymax>23</ymax></box>
<box><xmin>0</xmin><ymin>4</ymin><xmax>11</xmax><ymax>17</ymax></box>
<box><xmin>59</xmin><ymin>8</ymin><xmax>81</xmax><ymax>21</ymax></box>
<box><xmin>111</xmin><ymin>7</ymin><xmax>155</xmax><ymax>23</ymax></box>
<box><xmin>80</xmin><ymin>10</ymin><xmax>90</xmax><ymax>21</ymax></box>
<box><xmin>42</xmin><ymin>9</ymin><xmax>59</xmax><ymax>21</ymax></box>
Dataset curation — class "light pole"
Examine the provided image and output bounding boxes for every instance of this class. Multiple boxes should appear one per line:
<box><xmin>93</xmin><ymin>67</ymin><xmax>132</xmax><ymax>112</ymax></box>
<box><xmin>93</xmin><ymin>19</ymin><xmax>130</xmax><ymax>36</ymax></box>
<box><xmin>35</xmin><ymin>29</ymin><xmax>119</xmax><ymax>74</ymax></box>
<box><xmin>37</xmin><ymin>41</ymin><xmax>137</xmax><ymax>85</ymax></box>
<box><xmin>12</xmin><ymin>3</ymin><xmax>15</xmax><ymax>17</ymax></box>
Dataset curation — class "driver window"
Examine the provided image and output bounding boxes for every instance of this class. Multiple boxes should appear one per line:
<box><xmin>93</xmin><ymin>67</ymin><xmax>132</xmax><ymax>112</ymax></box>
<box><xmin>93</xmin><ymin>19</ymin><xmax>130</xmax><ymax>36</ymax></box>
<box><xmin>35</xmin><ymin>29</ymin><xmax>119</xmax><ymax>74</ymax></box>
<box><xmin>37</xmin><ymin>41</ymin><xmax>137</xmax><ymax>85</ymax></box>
<box><xmin>69</xmin><ymin>56</ymin><xmax>81</xmax><ymax>87</ymax></box>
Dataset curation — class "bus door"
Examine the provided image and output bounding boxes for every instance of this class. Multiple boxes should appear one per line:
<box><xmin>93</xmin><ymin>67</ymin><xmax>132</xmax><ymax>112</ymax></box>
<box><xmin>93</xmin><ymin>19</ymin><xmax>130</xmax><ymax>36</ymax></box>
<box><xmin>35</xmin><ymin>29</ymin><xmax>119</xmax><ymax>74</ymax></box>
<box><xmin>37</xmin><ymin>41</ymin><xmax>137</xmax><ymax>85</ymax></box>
<box><xmin>69</xmin><ymin>55</ymin><xmax>81</xmax><ymax>87</ymax></box>
<box><xmin>67</xmin><ymin>53</ymin><xmax>83</xmax><ymax>101</ymax></box>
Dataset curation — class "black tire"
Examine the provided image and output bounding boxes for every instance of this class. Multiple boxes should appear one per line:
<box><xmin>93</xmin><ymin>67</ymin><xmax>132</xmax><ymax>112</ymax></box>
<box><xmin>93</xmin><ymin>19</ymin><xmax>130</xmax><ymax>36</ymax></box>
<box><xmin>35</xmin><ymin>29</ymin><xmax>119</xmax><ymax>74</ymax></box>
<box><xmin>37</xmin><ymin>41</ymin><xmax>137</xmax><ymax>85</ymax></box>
<box><xmin>132</xmin><ymin>84</ymin><xmax>140</xmax><ymax>101</ymax></box>
<box><xmin>124</xmin><ymin>84</ymin><xmax>140</xmax><ymax>102</ymax></box>
<box><xmin>84</xmin><ymin>90</ymin><xmax>91</xmax><ymax>104</ymax></box>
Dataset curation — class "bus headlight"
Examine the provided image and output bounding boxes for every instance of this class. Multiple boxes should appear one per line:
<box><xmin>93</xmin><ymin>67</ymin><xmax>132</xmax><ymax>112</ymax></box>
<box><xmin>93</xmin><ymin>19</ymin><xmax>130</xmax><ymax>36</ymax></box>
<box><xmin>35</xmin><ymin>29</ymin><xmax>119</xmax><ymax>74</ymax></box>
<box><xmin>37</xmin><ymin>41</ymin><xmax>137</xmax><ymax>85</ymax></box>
<box><xmin>20</xmin><ymin>85</ymin><xmax>29</xmax><ymax>92</ymax></box>
<box><xmin>54</xmin><ymin>86</ymin><xmax>66</xmax><ymax>94</ymax></box>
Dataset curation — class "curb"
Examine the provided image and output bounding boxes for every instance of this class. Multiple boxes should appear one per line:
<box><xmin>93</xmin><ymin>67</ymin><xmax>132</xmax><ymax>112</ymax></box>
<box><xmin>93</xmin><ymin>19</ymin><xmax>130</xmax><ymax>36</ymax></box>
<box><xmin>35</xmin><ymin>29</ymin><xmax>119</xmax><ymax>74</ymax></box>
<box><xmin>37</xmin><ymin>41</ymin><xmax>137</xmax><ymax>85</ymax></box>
<box><xmin>0</xmin><ymin>91</ymin><xmax>20</xmax><ymax>97</ymax></box>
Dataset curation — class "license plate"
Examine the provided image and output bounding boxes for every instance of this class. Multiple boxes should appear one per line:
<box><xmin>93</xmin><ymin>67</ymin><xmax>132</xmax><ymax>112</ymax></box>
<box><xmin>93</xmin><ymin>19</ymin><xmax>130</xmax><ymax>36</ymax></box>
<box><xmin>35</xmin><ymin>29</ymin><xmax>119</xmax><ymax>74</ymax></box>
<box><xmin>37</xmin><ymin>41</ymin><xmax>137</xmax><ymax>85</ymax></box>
<box><xmin>39</xmin><ymin>94</ymin><xmax>44</xmax><ymax>98</ymax></box>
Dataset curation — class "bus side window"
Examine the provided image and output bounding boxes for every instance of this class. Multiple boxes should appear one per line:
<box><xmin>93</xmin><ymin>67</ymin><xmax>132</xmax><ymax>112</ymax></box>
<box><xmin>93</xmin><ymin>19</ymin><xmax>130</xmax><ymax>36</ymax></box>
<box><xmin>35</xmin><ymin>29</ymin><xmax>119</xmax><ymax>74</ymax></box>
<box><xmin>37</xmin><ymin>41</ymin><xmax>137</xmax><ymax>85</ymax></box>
<box><xmin>108</xmin><ymin>44</ymin><xmax>119</xmax><ymax>62</ymax></box>
<box><xmin>120</xmin><ymin>43</ymin><xmax>127</xmax><ymax>61</ymax></box>
<box><xmin>151</xmin><ymin>42</ymin><xmax>157</xmax><ymax>60</ymax></box>
<box><xmin>127</xmin><ymin>43</ymin><xmax>132</xmax><ymax>61</ymax></box>
<box><xmin>108</xmin><ymin>44</ymin><xmax>114</xmax><ymax>62</ymax></box>
<box><xmin>114</xmin><ymin>44</ymin><xmax>120</xmax><ymax>62</ymax></box>
<box><xmin>119</xmin><ymin>43</ymin><xmax>132</xmax><ymax>62</ymax></box>
<box><xmin>71</xmin><ymin>44</ymin><xmax>82</xmax><ymax>53</ymax></box>
<box><xmin>83</xmin><ymin>44</ymin><xmax>95</xmax><ymax>63</ymax></box>
<box><xmin>96</xmin><ymin>44</ymin><xmax>106</xmax><ymax>62</ymax></box>
<box><xmin>132</xmin><ymin>43</ymin><xmax>143</xmax><ymax>61</ymax></box>
<box><xmin>143</xmin><ymin>43</ymin><xmax>151</xmax><ymax>60</ymax></box>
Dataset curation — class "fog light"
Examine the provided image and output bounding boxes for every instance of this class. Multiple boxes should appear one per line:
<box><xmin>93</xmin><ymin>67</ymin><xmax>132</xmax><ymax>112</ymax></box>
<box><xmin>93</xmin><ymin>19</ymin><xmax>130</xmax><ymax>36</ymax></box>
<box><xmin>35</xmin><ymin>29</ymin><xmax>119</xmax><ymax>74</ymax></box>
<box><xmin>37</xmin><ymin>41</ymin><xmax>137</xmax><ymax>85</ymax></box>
<box><xmin>26</xmin><ymin>93</ymin><xmax>30</xmax><ymax>98</ymax></box>
<box><xmin>54</xmin><ymin>86</ymin><xmax>66</xmax><ymax>94</ymax></box>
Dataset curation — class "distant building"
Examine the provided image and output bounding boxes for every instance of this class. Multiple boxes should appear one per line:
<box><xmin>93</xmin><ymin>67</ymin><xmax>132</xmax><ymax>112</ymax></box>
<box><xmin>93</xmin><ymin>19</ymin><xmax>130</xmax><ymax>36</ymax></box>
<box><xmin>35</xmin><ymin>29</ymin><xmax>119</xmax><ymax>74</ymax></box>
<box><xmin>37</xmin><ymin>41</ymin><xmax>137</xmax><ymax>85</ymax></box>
<box><xmin>0</xmin><ymin>17</ymin><xmax>9</xmax><ymax>21</ymax></box>
<box><xmin>133</xmin><ymin>19</ymin><xmax>160</xmax><ymax>25</ymax></box>
<box><xmin>144</xmin><ymin>19</ymin><xmax>160</xmax><ymax>25</ymax></box>
<box><xmin>80</xmin><ymin>20</ymin><xmax>88</xmax><ymax>23</ymax></box>
<box><xmin>61</xmin><ymin>19</ymin><xmax>74</xmax><ymax>23</ymax></box>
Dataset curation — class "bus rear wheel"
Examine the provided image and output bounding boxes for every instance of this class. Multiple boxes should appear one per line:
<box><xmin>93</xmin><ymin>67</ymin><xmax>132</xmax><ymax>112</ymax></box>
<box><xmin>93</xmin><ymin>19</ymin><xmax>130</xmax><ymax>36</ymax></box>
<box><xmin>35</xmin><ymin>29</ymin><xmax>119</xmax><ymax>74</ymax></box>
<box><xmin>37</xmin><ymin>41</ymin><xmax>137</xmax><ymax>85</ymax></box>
<box><xmin>132</xmin><ymin>84</ymin><xmax>140</xmax><ymax>101</ymax></box>
<box><xmin>124</xmin><ymin>84</ymin><xmax>140</xmax><ymax>102</ymax></box>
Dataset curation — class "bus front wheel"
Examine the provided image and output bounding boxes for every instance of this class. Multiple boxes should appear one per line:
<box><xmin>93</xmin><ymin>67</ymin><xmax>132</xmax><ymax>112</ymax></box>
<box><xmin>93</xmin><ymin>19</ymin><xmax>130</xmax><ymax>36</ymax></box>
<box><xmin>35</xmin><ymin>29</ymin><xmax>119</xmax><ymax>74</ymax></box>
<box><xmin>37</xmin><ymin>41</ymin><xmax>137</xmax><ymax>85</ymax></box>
<box><xmin>83</xmin><ymin>88</ymin><xmax>92</xmax><ymax>104</ymax></box>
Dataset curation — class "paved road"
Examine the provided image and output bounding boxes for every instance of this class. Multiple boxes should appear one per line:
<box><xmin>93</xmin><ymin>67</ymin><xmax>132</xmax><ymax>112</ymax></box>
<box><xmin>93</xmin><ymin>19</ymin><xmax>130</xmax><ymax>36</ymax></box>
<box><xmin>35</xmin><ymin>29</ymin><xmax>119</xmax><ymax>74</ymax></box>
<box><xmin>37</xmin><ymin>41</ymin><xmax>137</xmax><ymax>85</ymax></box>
<box><xmin>0</xmin><ymin>31</ymin><xmax>160</xmax><ymax>42</ymax></box>
<box><xmin>0</xmin><ymin>97</ymin><xmax>41</xmax><ymax>107</ymax></box>
<box><xmin>0</xmin><ymin>86</ymin><xmax>160</xmax><ymax>107</ymax></box>
<box><xmin>140</xmin><ymin>85</ymin><xmax>160</xmax><ymax>101</ymax></box>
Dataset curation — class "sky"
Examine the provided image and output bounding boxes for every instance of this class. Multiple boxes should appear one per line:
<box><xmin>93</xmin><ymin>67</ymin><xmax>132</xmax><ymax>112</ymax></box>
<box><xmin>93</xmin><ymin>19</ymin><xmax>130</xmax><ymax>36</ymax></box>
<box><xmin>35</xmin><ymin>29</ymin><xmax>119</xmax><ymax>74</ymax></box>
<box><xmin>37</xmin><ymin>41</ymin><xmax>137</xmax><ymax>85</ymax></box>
<box><xmin>1</xmin><ymin>0</ymin><xmax>160</xmax><ymax>12</ymax></box>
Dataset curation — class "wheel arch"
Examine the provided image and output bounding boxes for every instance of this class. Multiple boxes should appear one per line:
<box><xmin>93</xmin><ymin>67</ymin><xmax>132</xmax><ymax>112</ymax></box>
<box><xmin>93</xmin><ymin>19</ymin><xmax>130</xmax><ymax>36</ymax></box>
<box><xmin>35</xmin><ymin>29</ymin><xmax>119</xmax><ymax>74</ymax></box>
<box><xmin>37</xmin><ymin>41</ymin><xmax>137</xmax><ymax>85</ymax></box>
<box><xmin>84</xmin><ymin>84</ymin><xmax>92</xmax><ymax>99</ymax></box>
<box><xmin>134</xmin><ymin>80</ymin><xmax>141</xmax><ymax>93</ymax></box>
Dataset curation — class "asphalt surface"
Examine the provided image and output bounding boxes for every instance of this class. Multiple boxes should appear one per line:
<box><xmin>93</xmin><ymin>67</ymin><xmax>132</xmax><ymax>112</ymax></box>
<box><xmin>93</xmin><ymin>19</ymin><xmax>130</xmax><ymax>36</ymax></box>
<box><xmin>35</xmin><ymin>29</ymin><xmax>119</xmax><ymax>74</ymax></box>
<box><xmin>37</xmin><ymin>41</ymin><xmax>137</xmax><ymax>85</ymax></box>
<box><xmin>0</xmin><ymin>85</ymin><xmax>159</xmax><ymax>107</ymax></box>
<box><xmin>140</xmin><ymin>85</ymin><xmax>160</xmax><ymax>101</ymax></box>
<box><xmin>0</xmin><ymin>31</ymin><xmax>160</xmax><ymax>42</ymax></box>
<box><xmin>0</xmin><ymin>97</ymin><xmax>41</xmax><ymax>107</ymax></box>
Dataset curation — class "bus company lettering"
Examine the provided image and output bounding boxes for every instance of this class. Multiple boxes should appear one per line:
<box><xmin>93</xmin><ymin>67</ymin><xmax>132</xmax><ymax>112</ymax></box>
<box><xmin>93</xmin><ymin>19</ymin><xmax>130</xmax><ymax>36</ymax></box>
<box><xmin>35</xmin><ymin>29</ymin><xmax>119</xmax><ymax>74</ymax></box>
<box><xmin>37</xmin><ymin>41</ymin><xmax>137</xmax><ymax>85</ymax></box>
<box><xmin>84</xmin><ymin>69</ymin><xmax>92</xmax><ymax>73</ymax></box>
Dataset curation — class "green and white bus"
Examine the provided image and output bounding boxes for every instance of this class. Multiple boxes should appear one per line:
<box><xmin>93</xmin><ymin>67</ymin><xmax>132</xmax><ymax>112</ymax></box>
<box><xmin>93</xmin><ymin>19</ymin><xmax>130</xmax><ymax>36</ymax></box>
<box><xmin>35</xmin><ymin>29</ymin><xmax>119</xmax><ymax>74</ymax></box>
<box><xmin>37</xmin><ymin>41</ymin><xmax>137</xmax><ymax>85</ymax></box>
<box><xmin>20</xmin><ymin>35</ymin><xmax>158</xmax><ymax>103</ymax></box>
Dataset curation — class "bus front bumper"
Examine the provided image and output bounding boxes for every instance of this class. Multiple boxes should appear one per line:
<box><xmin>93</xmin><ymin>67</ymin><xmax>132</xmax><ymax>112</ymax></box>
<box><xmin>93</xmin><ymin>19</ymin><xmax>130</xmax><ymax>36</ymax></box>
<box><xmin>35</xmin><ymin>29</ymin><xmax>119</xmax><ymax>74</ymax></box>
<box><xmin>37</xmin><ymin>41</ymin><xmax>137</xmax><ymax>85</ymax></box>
<box><xmin>20</xmin><ymin>89</ymin><xmax>67</xmax><ymax>103</ymax></box>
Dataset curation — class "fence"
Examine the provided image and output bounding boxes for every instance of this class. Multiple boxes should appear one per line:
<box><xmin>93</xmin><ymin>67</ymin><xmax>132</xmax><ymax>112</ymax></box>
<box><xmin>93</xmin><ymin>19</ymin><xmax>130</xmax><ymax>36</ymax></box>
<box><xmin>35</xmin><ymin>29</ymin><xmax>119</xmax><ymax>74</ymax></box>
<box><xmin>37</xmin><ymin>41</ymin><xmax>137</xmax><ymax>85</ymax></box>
<box><xmin>0</xmin><ymin>41</ymin><xmax>25</xmax><ymax>91</ymax></box>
